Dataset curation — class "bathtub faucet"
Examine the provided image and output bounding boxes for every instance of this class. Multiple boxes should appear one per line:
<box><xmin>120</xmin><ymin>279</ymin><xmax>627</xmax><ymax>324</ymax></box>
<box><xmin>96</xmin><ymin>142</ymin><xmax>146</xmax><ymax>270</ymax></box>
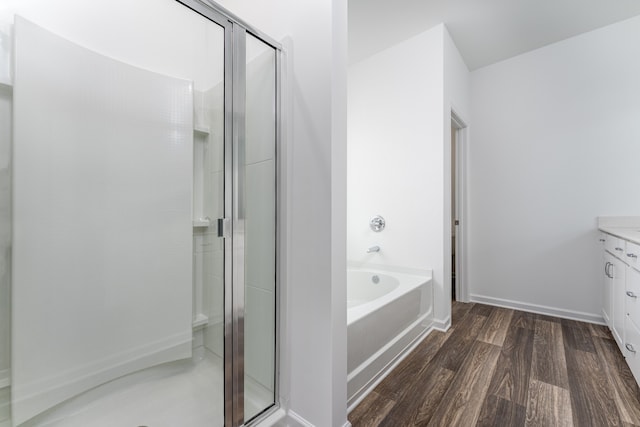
<box><xmin>367</xmin><ymin>246</ymin><xmax>380</xmax><ymax>253</ymax></box>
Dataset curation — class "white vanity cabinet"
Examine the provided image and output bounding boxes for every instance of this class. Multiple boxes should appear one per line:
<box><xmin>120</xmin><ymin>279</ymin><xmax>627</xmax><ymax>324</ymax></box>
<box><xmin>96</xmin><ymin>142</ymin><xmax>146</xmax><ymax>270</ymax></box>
<box><xmin>601</xmin><ymin>233</ymin><xmax>627</xmax><ymax>351</ymax></box>
<box><xmin>600</xmin><ymin>226</ymin><xmax>640</xmax><ymax>385</ymax></box>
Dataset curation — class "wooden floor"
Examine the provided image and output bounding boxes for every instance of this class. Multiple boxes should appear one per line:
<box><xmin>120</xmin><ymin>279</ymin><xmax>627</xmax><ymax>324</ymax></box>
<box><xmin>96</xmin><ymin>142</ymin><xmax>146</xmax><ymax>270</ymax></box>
<box><xmin>349</xmin><ymin>302</ymin><xmax>640</xmax><ymax>427</ymax></box>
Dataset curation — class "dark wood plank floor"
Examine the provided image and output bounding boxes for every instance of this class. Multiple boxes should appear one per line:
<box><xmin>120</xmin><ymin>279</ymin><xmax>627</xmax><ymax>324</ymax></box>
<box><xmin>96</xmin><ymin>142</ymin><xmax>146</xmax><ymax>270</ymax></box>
<box><xmin>349</xmin><ymin>302</ymin><xmax>640</xmax><ymax>427</ymax></box>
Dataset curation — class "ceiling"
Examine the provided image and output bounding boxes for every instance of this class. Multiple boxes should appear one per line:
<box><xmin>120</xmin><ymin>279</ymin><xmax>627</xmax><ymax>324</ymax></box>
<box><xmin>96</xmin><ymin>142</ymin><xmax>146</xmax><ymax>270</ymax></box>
<box><xmin>349</xmin><ymin>0</ymin><xmax>640</xmax><ymax>70</ymax></box>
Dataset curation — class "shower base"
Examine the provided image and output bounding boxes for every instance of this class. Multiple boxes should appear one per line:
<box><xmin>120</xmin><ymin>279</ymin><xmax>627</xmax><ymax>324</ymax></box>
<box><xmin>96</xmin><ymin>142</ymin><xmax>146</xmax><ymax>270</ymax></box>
<box><xmin>22</xmin><ymin>352</ymin><xmax>223</xmax><ymax>427</ymax></box>
<box><xmin>3</xmin><ymin>352</ymin><xmax>273</xmax><ymax>426</ymax></box>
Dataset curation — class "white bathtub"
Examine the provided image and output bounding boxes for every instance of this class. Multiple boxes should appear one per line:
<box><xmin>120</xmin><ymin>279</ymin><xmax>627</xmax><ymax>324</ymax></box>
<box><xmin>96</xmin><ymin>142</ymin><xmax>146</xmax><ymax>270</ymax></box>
<box><xmin>347</xmin><ymin>267</ymin><xmax>433</xmax><ymax>410</ymax></box>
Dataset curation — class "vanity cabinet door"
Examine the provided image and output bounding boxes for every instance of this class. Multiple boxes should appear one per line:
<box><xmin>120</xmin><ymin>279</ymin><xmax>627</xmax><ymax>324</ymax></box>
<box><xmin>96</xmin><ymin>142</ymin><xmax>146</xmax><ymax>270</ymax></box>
<box><xmin>603</xmin><ymin>250</ymin><xmax>614</xmax><ymax>328</ymax></box>
<box><xmin>625</xmin><ymin>313</ymin><xmax>640</xmax><ymax>384</ymax></box>
<box><xmin>612</xmin><ymin>256</ymin><xmax>627</xmax><ymax>352</ymax></box>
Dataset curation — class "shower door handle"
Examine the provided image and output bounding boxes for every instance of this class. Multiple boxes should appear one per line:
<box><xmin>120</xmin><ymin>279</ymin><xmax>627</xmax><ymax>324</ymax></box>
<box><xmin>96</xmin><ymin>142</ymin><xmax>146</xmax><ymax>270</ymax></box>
<box><xmin>217</xmin><ymin>218</ymin><xmax>231</xmax><ymax>238</ymax></box>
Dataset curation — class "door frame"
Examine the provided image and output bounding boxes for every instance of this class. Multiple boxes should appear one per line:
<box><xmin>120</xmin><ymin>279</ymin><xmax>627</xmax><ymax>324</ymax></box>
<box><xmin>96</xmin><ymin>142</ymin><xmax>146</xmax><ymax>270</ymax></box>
<box><xmin>451</xmin><ymin>109</ymin><xmax>468</xmax><ymax>302</ymax></box>
<box><xmin>176</xmin><ymin>1</ymin><xmax>283</xmax><ymax>426</ymax></box>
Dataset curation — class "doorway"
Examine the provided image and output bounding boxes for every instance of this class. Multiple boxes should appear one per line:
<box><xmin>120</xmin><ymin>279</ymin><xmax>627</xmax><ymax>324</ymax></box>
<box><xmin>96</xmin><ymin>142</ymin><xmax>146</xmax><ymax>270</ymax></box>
<box><xmin>451</xmin><ymin>121</ymin><xmax>457</xmax><ymax>300</ymax></box>
<box><xmin>451</xmin><ymin>110</ymin><xmax>467</xmax><ymax>303</ymax></box>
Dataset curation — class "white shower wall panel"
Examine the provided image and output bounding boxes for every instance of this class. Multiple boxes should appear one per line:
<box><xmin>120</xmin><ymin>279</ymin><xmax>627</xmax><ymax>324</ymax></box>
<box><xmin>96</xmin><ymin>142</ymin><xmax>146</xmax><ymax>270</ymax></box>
<box><xmin>0</xmin><ymin>26</ymin><xmax>10</xmax><ymax>427</ymax></box>
<box><xmin>12</xmin><ymin>17</ymin><xmax>193</xmax><ymax>425</ymax></box>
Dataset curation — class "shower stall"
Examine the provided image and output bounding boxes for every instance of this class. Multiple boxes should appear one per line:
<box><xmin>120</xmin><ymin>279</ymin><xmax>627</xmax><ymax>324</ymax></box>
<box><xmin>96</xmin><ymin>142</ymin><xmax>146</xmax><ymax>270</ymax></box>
<box><xmin>0</xmin><ymin>0</ymin><xmax>280</xmax><ymax>426</ymax></box>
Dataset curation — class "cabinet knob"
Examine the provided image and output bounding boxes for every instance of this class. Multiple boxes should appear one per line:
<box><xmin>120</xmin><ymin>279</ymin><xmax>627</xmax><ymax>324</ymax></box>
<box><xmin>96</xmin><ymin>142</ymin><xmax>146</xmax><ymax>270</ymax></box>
<box><xmin>627</xmin><ymin>343</ymin><xmax>637</xmax><ymax>353</ymax></box>
<box><xmin>599</xmin><ymin>238</ymin><xmax>606</xmax><ymax>242</ymax></box>
<box><xmin>626</xmin><ymin>291</ymin><xmax>637</xmax><ymax>299</ymax></box>
<box><xmin>616</xmin><ymin>247</ymin><xmax>624</xmax><ymax>252</ymax></box>
<box><xmin>628</xmin><ymin>253</ymin><xmax>638</xmax><ymax>259</ymax></box>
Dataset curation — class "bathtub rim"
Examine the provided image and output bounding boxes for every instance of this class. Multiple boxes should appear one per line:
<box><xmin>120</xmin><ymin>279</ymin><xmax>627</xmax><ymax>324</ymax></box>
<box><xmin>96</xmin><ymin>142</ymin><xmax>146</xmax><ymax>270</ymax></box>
<box><xmin>347</xmin><ymin>264</ymin><xmax>433</xmax><ymax>325</ymax></box>
<box><xmin>347</xmin><ymin>270</ymin><xmax>401</xmax><ymax>307</ymax></box>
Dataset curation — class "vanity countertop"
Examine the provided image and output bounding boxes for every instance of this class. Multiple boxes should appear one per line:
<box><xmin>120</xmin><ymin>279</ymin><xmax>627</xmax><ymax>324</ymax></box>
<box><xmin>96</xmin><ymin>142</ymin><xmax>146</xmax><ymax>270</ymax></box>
<box><xmin>598</xmin><ymin>216</ymin><xmax>640</xmax><ymax>245</ymax></box>
<box><xmin>599</xmin><ymin>226</ymin><xmax>640</xmax><ymax>245</ymax></box>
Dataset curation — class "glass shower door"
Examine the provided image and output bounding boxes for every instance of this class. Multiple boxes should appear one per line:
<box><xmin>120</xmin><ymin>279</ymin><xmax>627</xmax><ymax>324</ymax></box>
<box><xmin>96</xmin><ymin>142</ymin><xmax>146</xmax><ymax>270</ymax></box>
<box><xmin>191</xmin><ymin>11</ymin><xmax>228</xmax><ymax>427</ymax></box>
<box><xmin>242</xmin><ymin>33</ymin><xmax>278</xmax><ymax>422</ymax></box>
<box><xmin>164</xmin><ymin>4</ymin><xmax>281</xmax><ymax>425</ymax></box>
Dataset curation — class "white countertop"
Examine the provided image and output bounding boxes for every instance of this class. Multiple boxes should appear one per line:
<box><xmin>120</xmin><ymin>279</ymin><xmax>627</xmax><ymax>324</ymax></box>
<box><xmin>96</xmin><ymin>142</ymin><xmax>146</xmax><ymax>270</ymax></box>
<box><xmin>598</xmin><ymin>216</ymin><xmax>640</xmax><ymax>245</ymax></box>
<box><xmin>599</xmin><ymin>226</ymin><xmax>640</xmax><ymax>245</ymax></box>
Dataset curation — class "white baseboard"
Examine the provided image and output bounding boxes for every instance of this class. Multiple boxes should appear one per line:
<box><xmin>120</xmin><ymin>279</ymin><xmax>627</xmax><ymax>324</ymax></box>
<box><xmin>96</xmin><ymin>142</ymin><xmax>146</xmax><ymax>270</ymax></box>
<box><xmin>469</xmin><ymin>294</ymin><xmax>605</xmax><ymax>325</ymax></box>
<box><xmin>602</xmin><ymin>308</ymin><xmax>611</xmax><ymax>328</ymax></box>
<box><xmin>432</xmin><ymin>316</ymin><xmax>451</xmax><ymax>332</ymax></box>
<box><xmin>284</xmin><ymin>410</ymin><xmax>315</xmax><ymax>427</ymax></box>
<box><xmin>282</xmin><ymin>410</ymin><xmax>351</xmax><ymax>427</ymax></box>
<box><xmin>286</xmin><ymin>413</ymin><xmax>309</xmax><ymax>427</ymax></box>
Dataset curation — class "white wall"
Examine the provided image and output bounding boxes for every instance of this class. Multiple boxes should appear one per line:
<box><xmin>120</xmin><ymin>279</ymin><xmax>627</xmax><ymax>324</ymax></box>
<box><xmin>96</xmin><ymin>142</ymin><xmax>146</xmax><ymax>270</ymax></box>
<box><xmin>347</xmin><ymin>25</ymin><xmax>443</xmax><ymax>282</ymax></box>
<box><xmin>0</xmin><ymin>83</ymin><xmax>11</xmax><ymax>397</ymax></box>
<box><xmin>0</xmin><ymin>26</ymin><xmax>10</xmax><ymax>427</ymax></box>
<box><xmin>469</xmin><ymin>15</ymin><xmax>640</xmax><ymax>321</ymax></box>
<box><xmin>0</xmin><ymin>0</ymin><xmax>349</xmax><ymax>426</ymax></box>
<box><xmin>330</xmin><ymin>2</ymin><xmax>349</xmax><ymax>426</ymax></box>
<box><xmin>348</xmin><ymin>26</ymin><xmax>443</xmax><ymax>274</ymax></box>
<box><xmin>348</xmin><ymin>24</ymin><xmax>470</xmax><ymax>325</ymax></box>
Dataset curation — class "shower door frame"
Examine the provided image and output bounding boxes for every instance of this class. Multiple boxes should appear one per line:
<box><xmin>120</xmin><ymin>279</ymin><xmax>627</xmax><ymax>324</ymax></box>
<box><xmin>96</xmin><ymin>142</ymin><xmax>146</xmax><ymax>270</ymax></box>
<box><xmin>176</xmin><ymin>1</ymin><xmax>282</xmax><ymax>426</ymax></box>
